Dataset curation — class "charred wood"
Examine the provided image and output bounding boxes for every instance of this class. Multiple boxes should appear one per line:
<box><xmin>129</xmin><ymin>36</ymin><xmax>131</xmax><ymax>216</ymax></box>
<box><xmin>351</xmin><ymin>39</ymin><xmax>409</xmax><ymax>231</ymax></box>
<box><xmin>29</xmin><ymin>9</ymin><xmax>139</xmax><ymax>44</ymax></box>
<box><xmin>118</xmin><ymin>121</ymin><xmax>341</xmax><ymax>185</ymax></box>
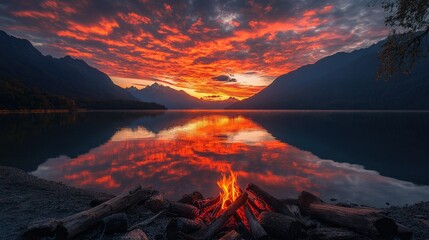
<box><xmin>246</xmin><ymin>183</ymin><xmax>294</xmax><ymax>217</ymax></box>
<box><xmin>244</xmin><ymin>204</ymin><xmax>268</xmax><ymax>240</ymax></box>
<box><xmin>180</xmin><ymin>193</ymin><xmax>248</xmax><ymax>240</ymax></box>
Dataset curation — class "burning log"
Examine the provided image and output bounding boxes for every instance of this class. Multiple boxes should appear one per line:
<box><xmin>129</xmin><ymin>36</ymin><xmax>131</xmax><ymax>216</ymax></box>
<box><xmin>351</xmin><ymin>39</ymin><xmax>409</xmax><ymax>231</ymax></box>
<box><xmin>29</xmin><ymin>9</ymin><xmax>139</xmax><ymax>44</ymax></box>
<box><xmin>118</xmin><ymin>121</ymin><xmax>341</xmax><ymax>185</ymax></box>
<box><xmin>181</xmin><ymin>192</ymin><xmax>248</xmax><ymax>240</ymax></box>
<box><xmin>23</xmin><ymin>185</ymin><xmax>151</xmax><ymax>240</ymax></box>
<box><xmin>196</xmin><ymin>196</ymin><xmax>220</xmax><ymax>209</ymax></box>
<box><xmin>219</xmin><ymin>230</ymin><xmax>241</xmax><ymax>240</ymax></box>
<box><xmin>307</xmin><ymin>227</ymin><xmax>371</xmax><ymax>240</ymax></box>
<box><xmin>232</xmin><ymin>212</ymin><xmax>253</xmax><ymax>240</ymax></box>
<box><xmin>168</xmin><ymin>201</ymin><xmax>200</xmax><ymax>219</ymax></box>
<box><xmin>258</xmin><ymin>211</ymin><xmax>303</xmax><ymax>239</ymax></box>
<box><xmin>298</xmin><ymin>191</ymin><xmax>399</xmax><ymax>239</ymax></box>
<box><xmin>246</xmin><ymin>183</ymin><xmax>294</xmax><ymax>217</ymax></box>
<box><xmin>244</xmin><ymin>204</ymin><xmax>268</xmax><ymax>240</ymax></box>
<box><xmin>247</xmin><ymin>198</ymin><xmax>263</xmax><ymax>214</ymax></box>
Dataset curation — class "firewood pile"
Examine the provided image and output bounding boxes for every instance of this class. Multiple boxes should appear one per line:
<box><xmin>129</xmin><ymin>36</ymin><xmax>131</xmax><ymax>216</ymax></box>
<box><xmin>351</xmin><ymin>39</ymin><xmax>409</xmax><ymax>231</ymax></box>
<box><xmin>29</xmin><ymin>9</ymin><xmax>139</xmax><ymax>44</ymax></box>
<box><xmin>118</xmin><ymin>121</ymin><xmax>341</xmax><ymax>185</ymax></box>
<box><xmin>22</xmin><ymin>184</ymin><xmax>412</xmax><ymax>240</ymax></box>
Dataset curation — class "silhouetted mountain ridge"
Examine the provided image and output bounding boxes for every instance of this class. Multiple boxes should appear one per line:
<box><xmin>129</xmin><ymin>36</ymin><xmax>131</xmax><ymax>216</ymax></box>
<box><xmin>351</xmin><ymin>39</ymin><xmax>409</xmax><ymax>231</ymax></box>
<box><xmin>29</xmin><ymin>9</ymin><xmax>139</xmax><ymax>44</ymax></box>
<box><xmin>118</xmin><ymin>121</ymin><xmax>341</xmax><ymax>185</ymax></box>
<box><xmin>127</xmin><ymin>83</ymin><xmax>239</xmax><ymax>109</ymax></box>
<box><xmin>0</xmin><ymin>30</ymin><xmax>165</xmax><ymax>110</ymax></box>
<box><xmin>231</xmin><ymin>41</ymin><xmax>429</xmax><ymax>109</ymax></box>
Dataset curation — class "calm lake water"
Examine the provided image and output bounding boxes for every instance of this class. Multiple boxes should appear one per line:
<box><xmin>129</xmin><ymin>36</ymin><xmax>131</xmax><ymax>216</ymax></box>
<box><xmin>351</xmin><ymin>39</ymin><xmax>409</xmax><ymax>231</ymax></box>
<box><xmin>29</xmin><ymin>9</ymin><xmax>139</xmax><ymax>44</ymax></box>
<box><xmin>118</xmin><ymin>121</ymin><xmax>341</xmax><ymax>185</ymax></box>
<box><xmin>1</xmin><ymin>110</ymin><xmax>429</xmax><ymax>207</ymax></box>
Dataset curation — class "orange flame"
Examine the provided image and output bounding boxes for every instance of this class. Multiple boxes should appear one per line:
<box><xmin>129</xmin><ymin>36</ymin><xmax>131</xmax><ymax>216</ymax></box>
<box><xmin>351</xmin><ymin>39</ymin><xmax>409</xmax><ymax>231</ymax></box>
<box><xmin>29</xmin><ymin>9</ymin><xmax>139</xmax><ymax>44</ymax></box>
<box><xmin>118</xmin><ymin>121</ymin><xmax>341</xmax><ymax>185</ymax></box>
<box><xmin>217</xmin><ymin>169</ymin><xmax>241</xmax><ymax>210</ymax></box>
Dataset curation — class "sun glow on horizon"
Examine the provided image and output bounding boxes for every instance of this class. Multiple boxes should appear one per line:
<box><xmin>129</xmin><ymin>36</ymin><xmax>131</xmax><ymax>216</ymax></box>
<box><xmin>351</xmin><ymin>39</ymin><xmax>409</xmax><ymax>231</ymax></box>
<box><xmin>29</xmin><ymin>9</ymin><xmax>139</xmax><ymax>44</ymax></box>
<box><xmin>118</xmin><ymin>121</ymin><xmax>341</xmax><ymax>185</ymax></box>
<box><xmin>1</xmin><ymin>0</ymin><xmax>389</xmax><ymax>99</ymax></box>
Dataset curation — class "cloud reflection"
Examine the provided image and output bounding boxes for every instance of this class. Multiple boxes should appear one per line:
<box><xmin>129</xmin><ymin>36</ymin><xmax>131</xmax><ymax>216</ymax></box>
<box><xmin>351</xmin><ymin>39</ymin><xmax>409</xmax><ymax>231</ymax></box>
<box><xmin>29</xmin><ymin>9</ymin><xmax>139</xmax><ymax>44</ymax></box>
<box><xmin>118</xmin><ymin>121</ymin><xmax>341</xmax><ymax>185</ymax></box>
<box><xmin>32</xmin><ymin>114</ymin><xmax>429</xmax><ymax>207</ymax></box>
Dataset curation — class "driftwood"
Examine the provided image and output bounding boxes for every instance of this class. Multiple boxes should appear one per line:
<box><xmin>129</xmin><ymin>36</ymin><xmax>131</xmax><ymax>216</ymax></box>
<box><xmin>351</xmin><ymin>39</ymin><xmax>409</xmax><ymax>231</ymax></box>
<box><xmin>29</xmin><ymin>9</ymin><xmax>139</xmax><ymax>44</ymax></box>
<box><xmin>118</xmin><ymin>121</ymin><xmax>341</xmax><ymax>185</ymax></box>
<box><xmin>258</xmin><ymin>211</ymin><xmax>303</xmax><ymax>240</ymax></box>
<box><xmin>244</xmin><ymin>204</ymin><xmax>268</xmax><ymax>240</ymax></box>
<box><xmin>246</xmin><ymin>183</ymin><xmax>294</xmax><ymax>217</ymax></box>
<box><xmin>247</xmin><ymin>198</ymin><xmax>263</xmax><ymax>214</ymax></box>
<box><xmin>181</xmin><ymin>192</ymin><xmax>248</xmax><ymax>240</ymax></box>
<box><xmin>307</xmin><ymin>227</ymin><xmax>371</xmax><ymax>240</ymax></box>
<box><xmin>102</xmin><ymin>213</ymin><xmax>128</xmax><ymax>234</ymax></box>
<box><xmin>24</xmin><ymin>185</ymin><xmax>151</xmax><ymax>240</ymax></box>
<box><xmin>219</xmin><ymin>230</ymin><xmax>241</xmax><ymax>240</ymax></box>
<box><xmin>145</xmin><ymin>191</ymin><xmax>167</xmax><ymax>212</ymax></box>
<box><xmin>121</xmin><ymin>229</ymin><xmax>149</xmax><ymax>240</ymax></box>
<box><xmin>168</xmin><ymin>201</ymin><xmax>200</xmax><ymax>219</ymax></box>
<box><xmin>232</xmin><ymin>212</ymin><xmax>252</xmax><ymax>240</ymax></box>
<box><xmin>128</xmin><ymin>209</ymin><xmax>166</xmax><ymax>231</ymax></box>
<box><xmin>298</xmin><ymin>191</ymin><xmax>398</xmax><ymax>238</ymax></box>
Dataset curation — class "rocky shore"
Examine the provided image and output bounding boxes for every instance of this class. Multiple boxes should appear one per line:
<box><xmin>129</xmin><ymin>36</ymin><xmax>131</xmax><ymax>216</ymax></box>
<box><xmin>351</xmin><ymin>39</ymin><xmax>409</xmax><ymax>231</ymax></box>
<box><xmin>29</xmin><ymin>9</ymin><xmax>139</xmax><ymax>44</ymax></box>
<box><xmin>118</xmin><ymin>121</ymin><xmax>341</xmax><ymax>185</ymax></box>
<box><xmin>1</xmin><ymin>166</ymin><xmax>428</xmax><ymax>240</ymax></box>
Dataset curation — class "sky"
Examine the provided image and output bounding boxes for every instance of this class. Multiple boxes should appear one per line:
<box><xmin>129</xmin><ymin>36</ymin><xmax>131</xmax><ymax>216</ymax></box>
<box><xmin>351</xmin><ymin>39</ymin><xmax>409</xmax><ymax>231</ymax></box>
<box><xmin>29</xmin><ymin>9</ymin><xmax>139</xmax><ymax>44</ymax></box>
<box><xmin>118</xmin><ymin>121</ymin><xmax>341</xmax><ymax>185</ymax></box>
<box><xmin>0</xmin><ymin>0</ymin><xmax>389</xmax><ymax>100</ymax></box>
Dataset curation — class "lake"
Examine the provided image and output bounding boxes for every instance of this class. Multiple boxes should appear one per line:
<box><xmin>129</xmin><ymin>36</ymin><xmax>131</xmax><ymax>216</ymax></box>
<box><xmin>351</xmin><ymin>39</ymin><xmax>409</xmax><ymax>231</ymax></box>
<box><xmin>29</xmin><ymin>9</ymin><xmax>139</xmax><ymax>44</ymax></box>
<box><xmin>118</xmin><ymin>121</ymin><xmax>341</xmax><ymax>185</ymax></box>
<box><xmin>1</xmin><ymin>110</ymin><xmax>429</xmax><ymax>207</ymax></box>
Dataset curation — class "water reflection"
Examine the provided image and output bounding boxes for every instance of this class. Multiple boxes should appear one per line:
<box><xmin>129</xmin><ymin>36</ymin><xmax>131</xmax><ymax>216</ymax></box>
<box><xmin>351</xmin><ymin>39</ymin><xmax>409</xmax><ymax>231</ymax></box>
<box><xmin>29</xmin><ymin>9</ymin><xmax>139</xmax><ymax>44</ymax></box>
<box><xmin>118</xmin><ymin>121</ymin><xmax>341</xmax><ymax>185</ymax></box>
<box><xmin>30</xmin><ymin>112</ymin><xmax>429</xmax><ymax>207</ymax></box>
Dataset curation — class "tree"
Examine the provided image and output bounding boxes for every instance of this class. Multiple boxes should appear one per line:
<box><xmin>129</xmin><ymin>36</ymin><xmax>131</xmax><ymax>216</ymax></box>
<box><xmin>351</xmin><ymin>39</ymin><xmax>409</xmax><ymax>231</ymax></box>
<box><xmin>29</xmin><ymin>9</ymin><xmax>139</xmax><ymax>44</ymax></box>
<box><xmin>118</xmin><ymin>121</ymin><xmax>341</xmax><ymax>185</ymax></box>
<box><xmin>378</xmin><ymin>0</ymin><xmax>429</xmax><ymax>79</ymax></box>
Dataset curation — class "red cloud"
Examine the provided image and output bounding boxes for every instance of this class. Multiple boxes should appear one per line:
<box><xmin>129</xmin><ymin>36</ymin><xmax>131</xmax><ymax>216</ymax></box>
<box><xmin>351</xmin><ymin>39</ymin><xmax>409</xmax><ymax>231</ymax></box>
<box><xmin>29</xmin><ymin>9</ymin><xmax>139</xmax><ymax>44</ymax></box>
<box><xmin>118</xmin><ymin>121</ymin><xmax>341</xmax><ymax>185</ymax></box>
<box><xmin>3</xmin><ymin>1</ymin><xmax>388</xmax><ymax>100</ymax></box>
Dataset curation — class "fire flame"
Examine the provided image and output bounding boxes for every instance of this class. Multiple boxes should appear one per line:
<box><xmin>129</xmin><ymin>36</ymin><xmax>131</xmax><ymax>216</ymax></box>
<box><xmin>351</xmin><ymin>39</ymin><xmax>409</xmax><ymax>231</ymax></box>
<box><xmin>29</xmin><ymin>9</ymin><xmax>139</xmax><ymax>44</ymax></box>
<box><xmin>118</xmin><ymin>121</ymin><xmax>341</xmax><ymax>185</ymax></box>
<box><xmin>217</xmin><ymin>170</ymin><xmax>241</xmax><ymax>210</ymax></box>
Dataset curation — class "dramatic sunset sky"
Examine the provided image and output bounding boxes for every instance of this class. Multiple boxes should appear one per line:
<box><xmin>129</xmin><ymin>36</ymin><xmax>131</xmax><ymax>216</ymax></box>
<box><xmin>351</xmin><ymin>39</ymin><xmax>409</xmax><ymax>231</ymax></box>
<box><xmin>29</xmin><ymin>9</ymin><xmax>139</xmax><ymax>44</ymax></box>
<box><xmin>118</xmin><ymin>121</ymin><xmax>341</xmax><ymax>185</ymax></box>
<box><xmin>0</xmin><ymin>0</ymin><xmax>388</xmax><ymax>100</ymax></box>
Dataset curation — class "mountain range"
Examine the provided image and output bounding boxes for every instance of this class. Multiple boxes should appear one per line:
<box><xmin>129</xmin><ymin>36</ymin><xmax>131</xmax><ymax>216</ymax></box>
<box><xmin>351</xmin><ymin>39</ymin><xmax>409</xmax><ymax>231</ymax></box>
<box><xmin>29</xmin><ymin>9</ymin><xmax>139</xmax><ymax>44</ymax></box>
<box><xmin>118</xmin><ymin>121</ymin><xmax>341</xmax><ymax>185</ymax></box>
<box><xmin>0</xmin><ymin>30</ymin><xmax>164</xmax><ymax>110</ymax></box>
<box><xmin>230</xmin><ymin>41</ymin><xmax>429</xmax><ymax>110</ymax></box>
<box><xmin>127</xmin><ymin>83</ymin><xmax>239</xmax><ymax>109</ymax></box>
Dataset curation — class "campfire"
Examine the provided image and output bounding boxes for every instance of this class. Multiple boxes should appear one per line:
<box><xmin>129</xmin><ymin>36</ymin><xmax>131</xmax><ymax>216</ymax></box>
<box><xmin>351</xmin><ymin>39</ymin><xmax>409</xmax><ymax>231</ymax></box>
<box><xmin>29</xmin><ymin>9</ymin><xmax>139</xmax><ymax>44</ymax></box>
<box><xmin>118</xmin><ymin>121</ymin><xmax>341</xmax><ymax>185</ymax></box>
<box><xmin>24</xmin><ymin>169</ymin><xmax>413</xmax><ymax>240</ymax></box>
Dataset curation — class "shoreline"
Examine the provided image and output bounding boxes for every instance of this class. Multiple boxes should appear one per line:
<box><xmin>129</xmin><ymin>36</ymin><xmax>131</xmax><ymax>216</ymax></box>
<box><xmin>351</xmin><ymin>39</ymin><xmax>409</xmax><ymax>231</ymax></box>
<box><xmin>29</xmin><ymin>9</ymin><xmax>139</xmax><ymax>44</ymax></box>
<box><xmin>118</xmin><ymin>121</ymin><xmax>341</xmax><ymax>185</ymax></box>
<box><xmin>1</xmin><ymin>166</ymin><xmax>428</xmax><ymax>239</ymax></box>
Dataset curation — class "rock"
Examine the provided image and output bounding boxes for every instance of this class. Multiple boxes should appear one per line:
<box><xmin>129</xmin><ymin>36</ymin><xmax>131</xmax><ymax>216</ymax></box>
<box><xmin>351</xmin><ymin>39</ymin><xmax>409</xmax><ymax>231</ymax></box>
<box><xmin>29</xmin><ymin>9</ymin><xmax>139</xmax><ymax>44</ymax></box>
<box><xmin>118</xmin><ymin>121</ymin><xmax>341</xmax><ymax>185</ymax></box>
<box><xmin>121</xmin><ymin>229</ymin><xmax>149</xmax><ymax>240</ymax></box>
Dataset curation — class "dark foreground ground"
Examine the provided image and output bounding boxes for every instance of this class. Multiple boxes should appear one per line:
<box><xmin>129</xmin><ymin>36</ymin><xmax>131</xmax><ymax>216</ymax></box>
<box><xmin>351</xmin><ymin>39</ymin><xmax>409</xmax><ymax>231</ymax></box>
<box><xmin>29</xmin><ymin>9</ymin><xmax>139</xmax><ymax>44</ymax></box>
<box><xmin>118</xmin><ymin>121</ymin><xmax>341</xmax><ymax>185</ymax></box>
<box><xmin>0</xmin><ymin>166</ymin><xmax>428</xmax><ymax>240</ymax></box>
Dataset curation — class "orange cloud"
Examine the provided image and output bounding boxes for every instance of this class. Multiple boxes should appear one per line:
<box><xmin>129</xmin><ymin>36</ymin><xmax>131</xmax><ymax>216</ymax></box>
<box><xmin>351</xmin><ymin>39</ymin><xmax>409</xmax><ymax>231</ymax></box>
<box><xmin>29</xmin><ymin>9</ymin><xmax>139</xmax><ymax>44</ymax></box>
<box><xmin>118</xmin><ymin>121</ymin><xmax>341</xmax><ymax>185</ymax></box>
<box><xmin>3</xmin><ymin>1</ymin><xmax>388</xmax><ymax>100</ymax></box>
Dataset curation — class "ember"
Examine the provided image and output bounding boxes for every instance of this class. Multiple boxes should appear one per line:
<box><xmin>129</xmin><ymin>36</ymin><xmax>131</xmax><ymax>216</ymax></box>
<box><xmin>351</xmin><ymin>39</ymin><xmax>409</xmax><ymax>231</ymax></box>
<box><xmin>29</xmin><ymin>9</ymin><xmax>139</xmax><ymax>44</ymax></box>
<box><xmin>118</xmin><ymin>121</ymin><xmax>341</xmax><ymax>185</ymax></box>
<box><xmin>217</xmin><ymin>169</ymin><xmax>241</xmax><ymax>211</ymax></box>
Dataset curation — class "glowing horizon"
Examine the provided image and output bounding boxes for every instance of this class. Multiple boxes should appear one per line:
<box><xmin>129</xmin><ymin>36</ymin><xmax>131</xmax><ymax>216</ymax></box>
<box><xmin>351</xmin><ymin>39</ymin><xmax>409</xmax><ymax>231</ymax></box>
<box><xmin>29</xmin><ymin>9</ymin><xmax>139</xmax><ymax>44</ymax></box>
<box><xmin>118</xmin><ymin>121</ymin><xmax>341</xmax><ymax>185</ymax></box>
<box><xmin>1</xmin><ymin>0</ymin><xmax>389</xmax><ymax>100</ymax></box>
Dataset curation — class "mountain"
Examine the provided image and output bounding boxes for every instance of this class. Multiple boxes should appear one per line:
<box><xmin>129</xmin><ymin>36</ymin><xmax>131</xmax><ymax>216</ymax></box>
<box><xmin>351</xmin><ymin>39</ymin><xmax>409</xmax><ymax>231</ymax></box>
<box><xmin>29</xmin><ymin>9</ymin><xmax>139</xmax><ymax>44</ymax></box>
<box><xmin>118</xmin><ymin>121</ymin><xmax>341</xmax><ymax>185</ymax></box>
<box><xmin>230</xmin><ymin>41</ymin><xmax>429</xmax><ymax>110</ymax></box>
<box><xmin>0</xmin><ymin>30</ymin><xmax>165</xmax><ymax>110</ymax></box>
<box><xmin>127</xmin><ymin>83</ymin><xmax>239</xmax><ymax>109</ymax></box>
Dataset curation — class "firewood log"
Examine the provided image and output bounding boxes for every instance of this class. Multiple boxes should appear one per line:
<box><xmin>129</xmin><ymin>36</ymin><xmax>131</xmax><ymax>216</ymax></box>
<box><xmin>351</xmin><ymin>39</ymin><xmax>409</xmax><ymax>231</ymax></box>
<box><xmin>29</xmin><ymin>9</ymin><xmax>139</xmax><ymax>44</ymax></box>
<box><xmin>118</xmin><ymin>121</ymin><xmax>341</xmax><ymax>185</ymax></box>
<box><xmin>181</xmin><ymin>192</ymin><xmax>248</xmax><ymax>240</ymax></box>
<box><xmin>307</xmin><ymin>227</ymin><xmax>371</xmax><ymax>240</ymax></box>
<box><xmin>24</xmin><ymin>185</ymin><xmax>151</xmax><ymax>240</ymax></box>
<box><xmin>247</xmin><ymin>198</ymin><xmax>263</xmax><ymax>214</ymax></box>
<box><xmin>168</xmin><ymin>201</ymin><xmax>200</xmax><ymax>219</ymax></box>
<box><xmin>244</xmin><ymin>204</ymin><xmax>268</xmax><ymax>240</ymax></box>
<box><xmin>246</xmin><ymin>183</ymin><xmax>294</xmax><ymax>217</ymax></box>
<box><xmin>196</xmin><ymin>196</ymin><xmax>220</xmax><ymax>209</ymax></box>
<box><xmin>219</xmin><ymin>230</ymin><xmax>241</xmax><ymax>240</ymax></box>
<box><xmin>258</xmin><ymin>211</ymin><xmax>303</xmax><ymax>240</ymax></box>
<box><xmin>298</xmin><ymin>191</ymin><xmax>398</xmax><ymax>238</ymax></box>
